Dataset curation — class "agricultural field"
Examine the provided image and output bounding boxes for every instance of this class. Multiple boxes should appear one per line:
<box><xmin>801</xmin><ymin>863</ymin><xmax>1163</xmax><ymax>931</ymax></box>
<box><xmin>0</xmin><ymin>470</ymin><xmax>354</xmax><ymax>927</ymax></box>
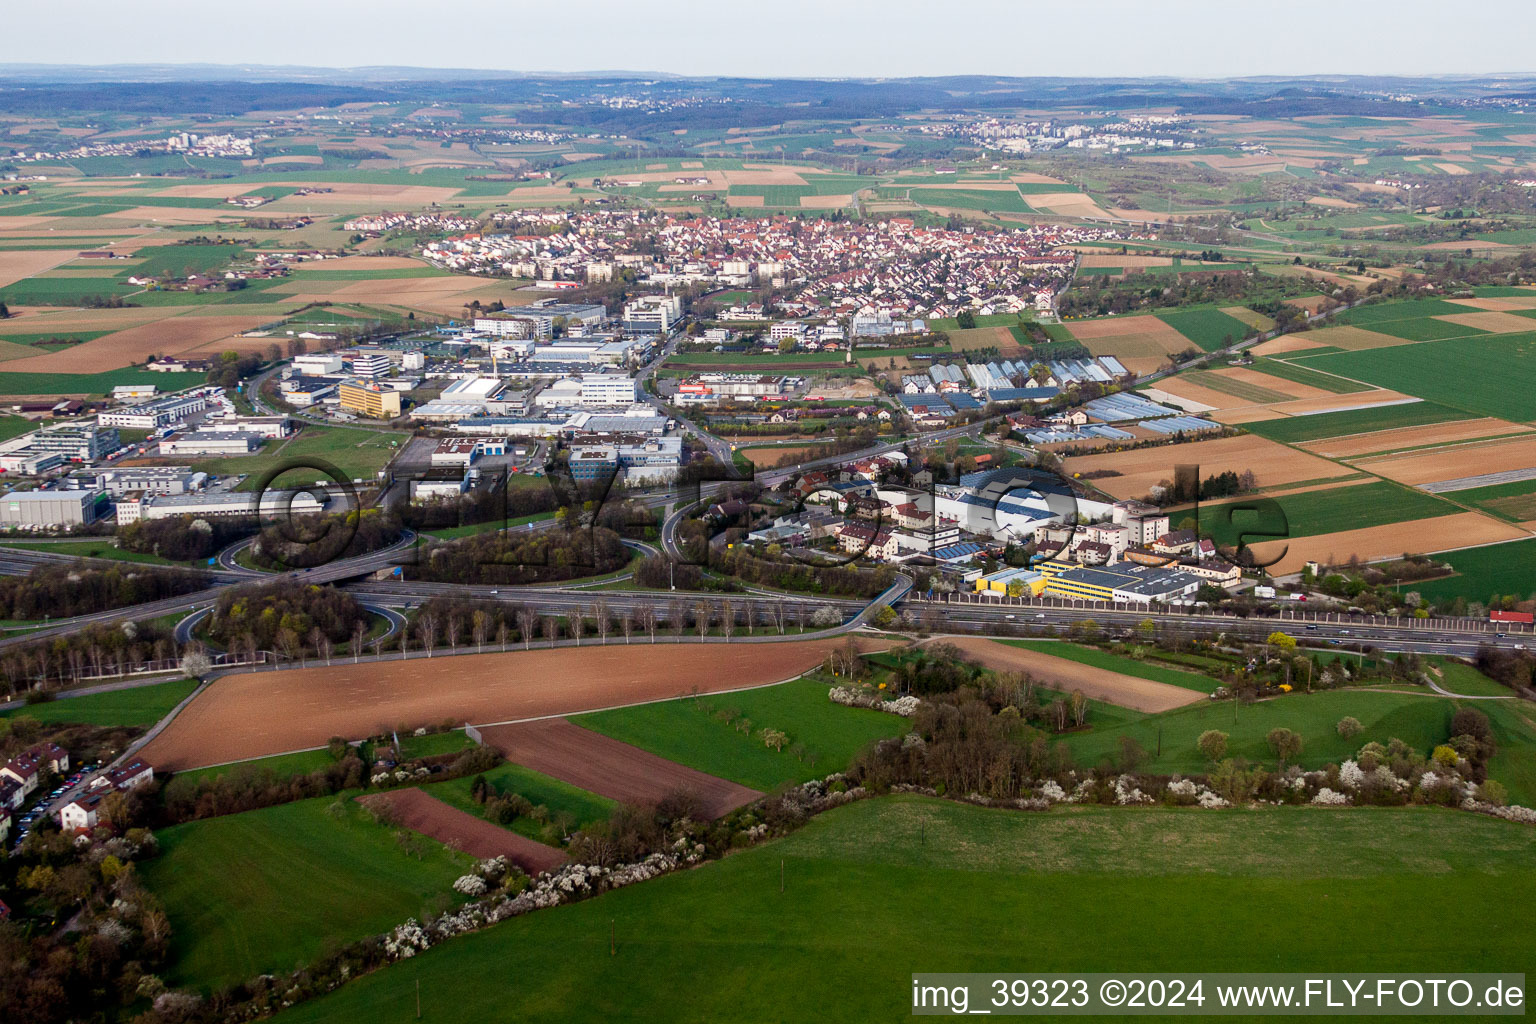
<box><xmin>269</xmin><ymin>798</ymin><xmax>1536</xmax><ymax>1024</ymax></box>
<box><xmin>1182</xmin><ymin>480</ymin><xmax>1462</xmax><ymax>549</ymax></box>
<box><xmin>574</xmin><ymin>676</ymin><xmax>912</xmax><ymax>790</ymax></box>
<box><xmin>1153</xmin><ymin>306</ymin><xmax>1256</xmax><ymax>351</ymax></box>
<box><xmin>1062</xmin><ymin>432</ymin><xmax>1356</xmax><ymax>500</ymax></box>
<box><xmin>1240</xmin><ymin>400</ymin><xmax>1475</xmax><ymax>444</ymax></box>
<box><xmin>946</xmin><ymin>638</ymin><xmax>1204</xmax><ymax>712</ymax></box>
<box><xmin>429</xmin><ymin>761</ymin><xmax>616</xmax><ymax>840</ymax></box>
<box><xmin>142</xmin><ymin>794</ymin><xmax>472</xmax><ymax>991</ymax></box>
<box><xmin>1288</xmin><ymin>332</ymin><xmax>1536</xmax><ymax>422</ymax></box>
<box><xmin>1405</xmin><ymin>538</ymin><xmax>1536</xmax><ymax>605</ymax></box>
<box><xmin>138</xmin><ymin>640</ymin><xmax>875</xmax><ymax>770</ymax></box>
<box><xmin>0</xmin><ymin>677</ymin><xmax>198</xmax><ymax>726</ymax></box>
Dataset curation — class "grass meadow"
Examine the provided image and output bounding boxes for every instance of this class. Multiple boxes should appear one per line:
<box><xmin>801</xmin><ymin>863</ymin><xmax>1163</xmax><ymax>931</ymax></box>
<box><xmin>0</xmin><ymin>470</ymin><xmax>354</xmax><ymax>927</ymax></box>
<box><xmin>269</xmin><ymin>796</ymin><xmax>1536</xmax><ymax>1024</ymax></box>
<box><xmin>143</xmin><ymin>795</ymin><xmax>471</xmax><ymax>991</ymax></box>
<box><xmin>0</xmin><ymin>677</ymin><xmax>198</xmax><ymax>726</ymax></box>
<box><xmin>575</xmin><ymin>677</ymin><xmax>911</xmax><ymax>790</ymax></box>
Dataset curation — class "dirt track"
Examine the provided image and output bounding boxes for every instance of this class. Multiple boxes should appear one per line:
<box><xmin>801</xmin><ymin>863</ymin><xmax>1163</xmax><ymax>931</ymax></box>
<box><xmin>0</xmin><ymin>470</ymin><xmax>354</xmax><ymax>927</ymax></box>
<box><xmin>140</xmin><ymin>640</ymin><xmax>865</xmax><ymax>771</ymax></box>
<box><xmin>479</xmin><ymin>719</ymin><xmax>761</xmax><ymax>819</ymax></box>
<box><xmin>945</xmin><ymin>638</ymin><xmax>1208</xmax><ymax>713</ymax></box>
<box><xmin>357</xmin><ymin>788</ymin><xmax>567</xmax><ymax>873</ymax></box>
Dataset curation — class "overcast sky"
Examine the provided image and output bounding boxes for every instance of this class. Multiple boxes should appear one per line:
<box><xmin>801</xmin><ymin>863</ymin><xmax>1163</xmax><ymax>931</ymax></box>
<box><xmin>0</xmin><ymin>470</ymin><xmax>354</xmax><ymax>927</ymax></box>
<box><xmin>3</xmin><ymin>0</ymin><xmax>1532</xmax><ymax>79</ymax></box>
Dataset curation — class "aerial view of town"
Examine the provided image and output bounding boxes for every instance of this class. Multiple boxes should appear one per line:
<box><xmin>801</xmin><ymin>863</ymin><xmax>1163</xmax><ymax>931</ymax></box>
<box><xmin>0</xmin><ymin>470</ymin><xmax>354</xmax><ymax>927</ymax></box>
<box><xmin>0</xmin><ymin>2</ymin><xmax>1533</xmax><ymax>1021</ymax></box>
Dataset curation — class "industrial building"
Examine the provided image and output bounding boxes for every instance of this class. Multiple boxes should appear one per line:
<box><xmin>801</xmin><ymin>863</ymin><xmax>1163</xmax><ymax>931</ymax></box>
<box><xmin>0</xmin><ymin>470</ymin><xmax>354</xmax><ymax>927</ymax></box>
<box><xmin>159</xmin><ymin>431</ymin><xmax>265</xmax><ymax>456</ymax></box>
<box><xmin>0</xmin><ymin>489</ymin><xmax>107</xmax><ymax>527</ymax></box>
<box><xmin>98</xmin><ymin>392</ymin><xmax>207</xmax><ymax>429</ymax></box>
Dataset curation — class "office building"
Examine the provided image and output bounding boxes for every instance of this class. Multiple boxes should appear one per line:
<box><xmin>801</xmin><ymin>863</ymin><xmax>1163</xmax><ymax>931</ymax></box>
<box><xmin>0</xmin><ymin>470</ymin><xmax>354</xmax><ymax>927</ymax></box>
<box><xmin>339</xmin><ymin>380</ymin><xmax>403</xmax><ymax>419</ymax></box>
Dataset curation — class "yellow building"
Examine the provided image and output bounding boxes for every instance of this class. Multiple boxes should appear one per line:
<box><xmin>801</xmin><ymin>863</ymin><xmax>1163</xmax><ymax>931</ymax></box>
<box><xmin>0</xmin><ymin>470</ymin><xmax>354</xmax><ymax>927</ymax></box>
<box><xmin>339</xmin><ymin>379</ymin><xmax>401</xmax><ymax>419</ymax></box>
<box><xmin>974</xmin><ymin>566</ymin><xmax>1047</xmax><ymax>596</ymax></box>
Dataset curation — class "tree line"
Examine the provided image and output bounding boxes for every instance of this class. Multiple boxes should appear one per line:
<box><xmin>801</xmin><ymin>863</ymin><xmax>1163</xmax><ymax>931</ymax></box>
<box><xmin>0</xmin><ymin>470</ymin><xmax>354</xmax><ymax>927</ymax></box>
<box><xmin>0</xmin><ymin>564</ymin><xmax>209</xmax><ymax>621</ymax></box>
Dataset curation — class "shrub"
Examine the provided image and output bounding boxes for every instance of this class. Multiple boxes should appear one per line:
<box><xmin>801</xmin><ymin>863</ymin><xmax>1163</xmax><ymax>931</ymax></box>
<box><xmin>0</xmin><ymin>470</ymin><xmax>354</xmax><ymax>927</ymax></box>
<box><xmin>1336</xmin><ymin>716</ymin><xmax>1363</xmax><ymax>740</ymax></box>
<box><xmin>1266</xmin><ymin>728</ymin><xmax>1303</xmax><ymax>765</ymax></box>
<box><xmin>1196</xmin><ymin>729</ymin><xmax>1229</xmax><ymax>763</ymax></box>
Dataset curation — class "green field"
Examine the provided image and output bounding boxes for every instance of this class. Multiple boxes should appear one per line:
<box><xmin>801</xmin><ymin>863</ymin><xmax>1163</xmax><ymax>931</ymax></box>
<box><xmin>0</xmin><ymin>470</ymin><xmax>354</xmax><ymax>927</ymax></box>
<box><xmin>0</xmin><ymin>367</ymin><xmax>207</xmax><ymax>396</ymax></box>
<box><xmin>1291</xmin><ymin>333</ymin><xmax>1536</xmax><ymax>421</ymax></box>
<box><xmin>164</xmin><ymin>748</ymin><xmax>339</xmax><ymax>796</ymax></box>
<box><xmin>0</xmin><ymin>677</ymin><xmax>198</xmax><ymax>725</ymax></box>
<box><xmin>1185</xmin><ymin>480</ymin><xmax>1459</xmax><ymax>548</ymax></box>
<box><xmin>1058</xmin><ymin>688</ymin><xmax>1459</xmax><ymax>776</ymax></box>
<box><xmin>1441</xmin><ymin>477</ymin><xmax>1536</xmax><ymax>522</ymax></box>
<box><xmin>271</xmin><ymin>798</ymin><xmax>1536</xmax><ymax>1024</ymax></box>
<box><xmin>904</xmin><ymin>187</ymin><xmax>1036</xmax><ymax>214</ymax></box>
<box><xmin>126</xmin><ymin>243</ymin><xmax>246</xmax><ymax>279</ymax></box>
<box><xmin>190</xmin><ymin>424</ymin><xmax>402</xmax><ymax>485</ymax></box>
<box><xmin>1241</xmin><ymin>401</ymin><xmax>1474</xmax><ymax>444</ymax></box>
<box><xmin>429</xmin><ymin>762</ymin><xmax>615</xmax><ymax>841</ymax></box>
<box><xmin>1154</xmin><ymin>307</ymin><xmax>1254</xmax><ymax>352</ymax></box>
<box><xmin>1252</xmin><ymin>357</ymin><xmax>1371</xmax><ymax>394</ymax></box>
<box><xmin>395</xmin><ymin>729</ymin><xmax>473</xmax><ymax>760</ymax></box>
<box><xmin>998</xmin><ymin>640</ymin><xmax>1219</xmax><ymax>693</ymax></box>
<box><xmin>1407</xmin><ymin>538</ymin><xmax>1536</xmax><ymax>605</ymax></box>
<box><xmin>576</xmin><ymin>677</ymin><xmax>912</xmax><ymax>790</ymax></box>
<box><xmin>1178</xmin><ymin>369</ymin><xmax>1292</xmax><ymax>403</ymax></box>
<box><xmin>0</xmin><ymin>538</ymin><xmax>191</xmax><ymax>566</ymax></box>
<box><xmin>143</xmin><ymin>795</ymin><xmax>472</xmax><ymax>990</ymax></box>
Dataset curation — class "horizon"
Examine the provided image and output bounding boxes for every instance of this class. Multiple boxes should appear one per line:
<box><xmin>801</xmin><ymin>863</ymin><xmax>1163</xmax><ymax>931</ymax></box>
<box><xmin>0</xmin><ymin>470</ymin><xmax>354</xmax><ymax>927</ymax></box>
<box><xmin>3</xmin><ymin>0</ymin><xmax>1533</xmax><ymax>80</ymax></box>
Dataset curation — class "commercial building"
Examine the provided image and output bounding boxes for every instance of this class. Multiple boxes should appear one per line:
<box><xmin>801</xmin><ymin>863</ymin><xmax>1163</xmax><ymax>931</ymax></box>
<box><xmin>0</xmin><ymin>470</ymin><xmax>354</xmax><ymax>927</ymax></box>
<box><xmin>474</xmin><ymin>303</ymin><xmax>607</xmax><ymax>340</ymax></box>
<box><xmin>202</xmin><ymin>414</ymin><xmax>290</xmax><ymax>439</ymax></box>
<box><xmin>0</xmin><ymin>489</ymin><xmax>106</xmax><ymax>527</ymax></box>
<box><xmin>94</xmin><ymin>466</ymin><xmax>204</xmax><ymax>497</ymax></box>
<box><xmin>346</xmin><ymin>348</ymin><xmax>393</xmax><ymax>379</ymax></box>
<box><xmin>291</xmin><ymin>353</ymin><xmax>345</xmax><ymax>376</ymax></box>
<box><xmin>410</xmin><ymin>473</ymin><xmax>471</xmax><ymax>502</ymax></box>
<box><xmin>98</xmin><ymin>392</ymin><xmax>207</xmax><ymax>429</ymax></box>
<box><xmin>159</xmin><ymin>431</ymin><xmax>265</xmax><ymax>456</ymax></box>
<box><xmin>0</xmin><ymin>424</ymin><xmax>121</xmax><ymax>463</ymax></box>
<box><xmin>568</xmin><ymin>445</ymin><xmax>618</xmax><ymax>481</ymax></box>
<box><xmin>621</xmin><ymin>294</ymin><xmax>683</xmax><ymax>334</ymax></box>
<box><xmin>429</xmin><ymin>438</ymin><xmax>506</xmax><ymax>469</ymax></box>
<box><xmin>1035</xmin><ymin>561</ymin><xmax>1203</xmax><ymax>605</ymax></box>
<box><xmin>974</xmin><ymin>566</ymin><xmax>1047</xmax><ymax>595</ymax></box>
<box><xmin>339</xmin><ymin>379</ymin><xmax>403</xmax><ymax>419</ymax></box>
<box><xmin>533</xmin><ymin>373</ymin><xmax>639</xmax><ymax>409</ymax></box>
<box><xmin>137</xmin><ymin>489</ymin><xmax>328</xmax><ymax>521</ymax></box>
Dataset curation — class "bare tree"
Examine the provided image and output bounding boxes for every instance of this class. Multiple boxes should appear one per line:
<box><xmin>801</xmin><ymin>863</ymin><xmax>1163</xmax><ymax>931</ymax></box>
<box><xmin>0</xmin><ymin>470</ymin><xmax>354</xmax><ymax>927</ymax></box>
<box><xmin>275</xmin><ymin>627</ymin><xmax>300</xmax><ymax>666</ymax></box>
<box><xmin>519</xmin><ymin>605</ymin><xmax>538</xmax><ymax>651</ymax></box>
<box><xmin>472</xmin><ymin>610</ymin><xmax>490</xmax><ymax>653</ymax></box>
<box><xmin>695</xmin><ymin>600</ymin><xmax>711</xmax><ymax>641</ymax></box>
<box><xmin>351</xmin><ymin>621</ymin><xmax>366</xmax><ymax>663</ymax></box>
<box><xmin>637</xmin><ymin>604</ymin><xmax>657</xmax><ymax>643</ymax></box>
<box><xmin>773</xmin><ymin>599</ymin><xmax>787</xmax><ymax>635</ymax></box>
<box><xmin>720</xmin><ymin>599</ymin><xmax>735</xmax><ymax>642</ymax></box>
<box><xmin>620</xmin><ymin>609</ymin><xmax>634</xmax><ymax>644</ymax></box>
<box><xmin>1070</xmin><ymin>689</ymin><xmax>1088</xmax><ymax>728</ymax></box>
<box><xmin>417</xmin><ymin>612</ymin><xmax>438</xmax><ymax>658</ymax></box>
<box><xmin>445</xmin><ymin>611</ymin><xmax>462</xmax><ymax>652</ymax></box>
<box><xmin>496</xmin><ymin>620</ymin><xmax>509</xmax><ymax>652</ymax></box>
<box><xmin>542</xmin><ymin>615</ymin><xmax>560</xmax><ymax>647</ymax></box>
<box><xmin>669</xmin><ymin>599</ymin><xmax>687</xmax><ymax>639</ymax></box>
<box><xmin>570</xmin><ymin>610</ymin><xmax>585</xmax><ymax>647</ymax></box>
<box><xmin>592</xmin><ymin>597</ymin><xmax>611</xmax><ymax>644</ymax></box>
<box><xmin>371</xmin><ymin>634</ymin><xmax>384</xmax><ymax>661</ymax></box>
<box><xmin>309</xmin><ymin>625</ymin><xmax>331</xmax><ymax>666</ymax></box>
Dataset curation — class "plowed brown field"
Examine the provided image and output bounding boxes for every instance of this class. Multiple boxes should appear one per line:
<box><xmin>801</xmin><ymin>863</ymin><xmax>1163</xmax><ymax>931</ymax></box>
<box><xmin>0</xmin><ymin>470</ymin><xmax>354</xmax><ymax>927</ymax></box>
<box><xmin>479</xmin><ymin>719</ymin><xmax>760</xmax><ymax>818</ymax></box>
<box><xmin>357</xmin><ymin>787</ymin><xmax>568</xmax><ymax>873</ymax></box>
<box><xmin>140</xmin><ymin>639</ymin><xmax>865</xmax><ymax>770</ymax></box>
<box><xmin>942</xmin><ymin>638</ymin><xmax>1208</xmax><ymax>712</ymax></box>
